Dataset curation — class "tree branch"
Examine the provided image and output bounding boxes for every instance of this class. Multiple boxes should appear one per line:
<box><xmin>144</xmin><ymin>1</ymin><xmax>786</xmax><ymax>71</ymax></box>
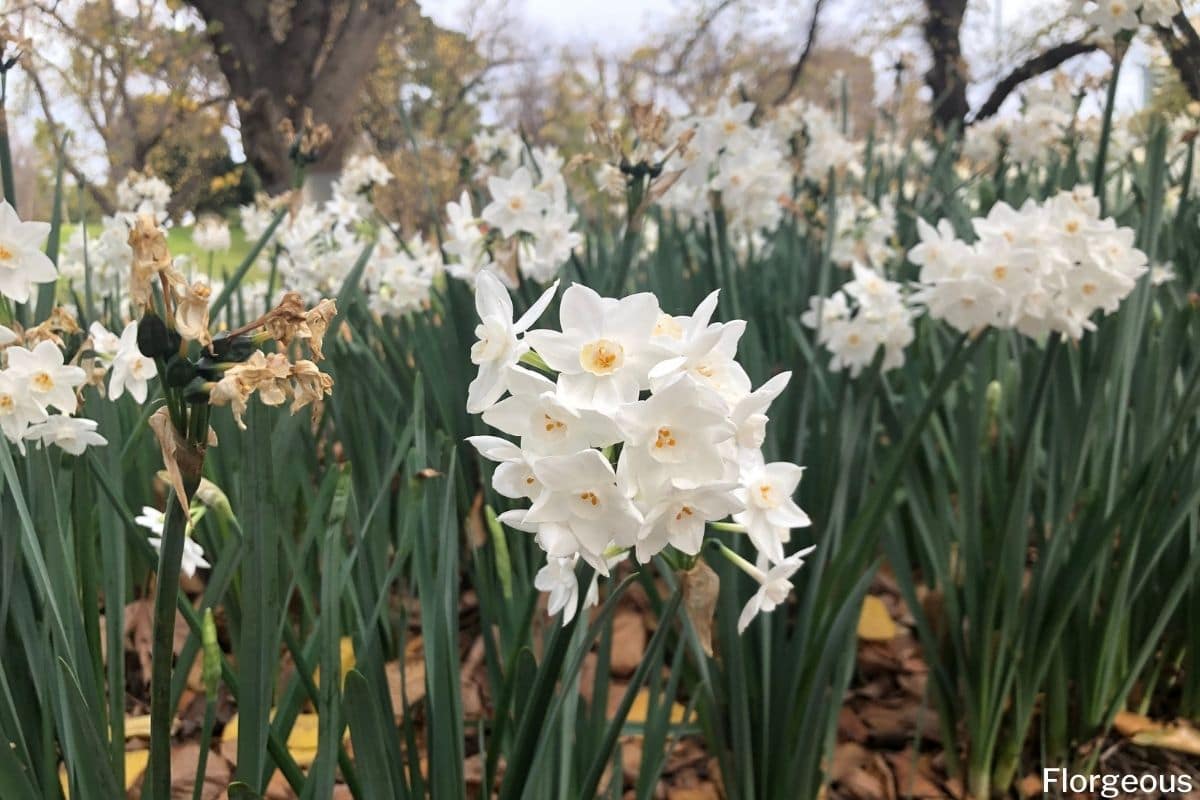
<box><xmin>773</xmin><ymin>0</ymin><xmax>827</xmax><ymax>106</ymax></box>
<box><xmin>971</xmin><ymin>39</ymin><xmax>1102</xmax><ymax>122</ymax></box>
<box><xmin>24</xmin><ymin>61</ymin><xmax>117</xmax><ymax>215</ymax></box>
<box><xmin>1155</xmin><ymin>12</ymin><xmax>1200</xmax><ymax>103</ymax></box>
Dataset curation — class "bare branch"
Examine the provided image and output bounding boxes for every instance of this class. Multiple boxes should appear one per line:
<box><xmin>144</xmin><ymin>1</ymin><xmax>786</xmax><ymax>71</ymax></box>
<box><xmin>971</xmin><ymin>39</ymin><xmax>1102</xmax><ymax>122</ymax></box>
<box><xmin>773</xmin><ymin>0</ymin><xmax>827</xmax><ymax>106</ymax></box>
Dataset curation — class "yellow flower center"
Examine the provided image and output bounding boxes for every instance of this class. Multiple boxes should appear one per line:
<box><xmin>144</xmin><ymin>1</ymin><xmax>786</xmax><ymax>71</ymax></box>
<box><xmin>992</xmin><ymin>265</ymin><xmax>1008</xmax><ymax>281</ymax></box>
<box><xmin>674</xmin><ymin>505</ymin><xmax>694</xmax><ymax>522</ymax></box>
<box><xmin>1064</xmin><ymin>220</ymin><xmax>1080</xmax><ymax>234</ymax></box>
<box><xmin>1081</xmin><ymin>282</ymin><xmax>1097</xmax><ymax>296</ymax></box>
<box><xmin>847</xmin><ymin>333</ymin><xmax>861</xmax><ymax>346</ymax></box>
<box><xmin>33</xmin><ymin>372</ymin><xmax>54</xmax><ymax>392</ymax></box>
<box><xmin>580</xmin><ymin>339</ymin><xmax>624</xmax><ymax>375</ymax></box>
<box><xmin>0</xmin><ymin>244</ymin><xmax>13</xmax><ymax>265</ymax></box>
<box><xmin>758</xmin><ymin>484</ymin><xmax>777</xmax><ymax>507</ymax></box>
<box><xmin>578</xmin><ymin>491</ymin><xmax>600</xmax><ymax>507</ymax></box>
<box><xmin>507</xmin><ymin>196</ymin><xmax>525</xmax><ymax>212</ymax></box>
<box><xmin>654</xmin><ymin>427</ymin><xmax>678</xmax><ymax>449</ymax></box>
<box><xmin>543</xmin><ymin>414</ymin><xmax>566</xmax><ymax>433</ymax></box>
<box><xmin>0</xmin><ymin>393</ymin><xmax>12</xmax><ymax>412</ymax></box>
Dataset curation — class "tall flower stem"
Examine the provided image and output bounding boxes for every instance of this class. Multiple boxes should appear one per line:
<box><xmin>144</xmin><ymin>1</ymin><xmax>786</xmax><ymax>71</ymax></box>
<box><xmin>146</xmin><ymin>448</ymin><xmax>203</xmax><ymax>797</ymax></box>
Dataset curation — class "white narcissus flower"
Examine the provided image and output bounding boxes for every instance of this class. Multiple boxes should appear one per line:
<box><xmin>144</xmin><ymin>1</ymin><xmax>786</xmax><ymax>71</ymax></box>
<box><xmin>88</xmin><ymin>322</ymin><xmax>121</xmax><ymax>365</ymax></box>
<box><xmin>0</xmin><ymin>370</ymin><xmax>48</xmax><ymax>451</ymax></box>
<box><xmin>616</xmin><ymin>375</ymin><xmax>736</xmax><ymax>488</ymax></box>
<box><xmin>525</xmin><ymin>284</ymin><xmax>668</xmax><ymax>411</ymax></box>
<box><xmin>535</xmin><ymin>556</ymin><xmax>586</xmax><ymax>624</ymax></box>
<box><xmin>443</xmin><ymin>191</ymin><xmax>490</xmax><ymax>281</ymax></box>
<box><xmin>149</xmin><ymin>533</ymin><xmax>211</xmax><ymax>578</ymax></box>
<box><xmin>735</xmin><ymin>460</ymin><xmax>812</xmax><ymax>565</ymax></box>
<box><xmin>520</xmin><ymin>449</ymin><xmax>642</xmax><ymax>574</ymax></box>
<box><xmin>135</xmin><ymin>506</ymin><xmax>166</xmax><ymax>535</ymax></box>
<box><xmin>5</xmin><ymin>340</ymin><xmax>87</xmax><ymax>414</ymax></box>
<box><xmin>0</xmin><ymin>202</ymin><xmax>57</xmax><ymax>304</ymax></box>
<box><xmin>737</xmin><ymin>547</ymin><xmax>816</xmax><ymax>634</ymax></box>
<box><xmin>467</xmin><ymin>271</ymin><xmax>558</xmax><ymax>414</ymax></box>
<box><xmin>648</xmin><ymin>294</ymin><xmax>750</xmax><ymax>404</ymax></box>
<box><xmin>482</xmin><ymin>366</ymin><xmax>619</xmax><ymax>456</ymax></box>
<box><xmin>481</xmin><ymin>167</ymin><xmax>550</xmax><ymax>237</ymax></box>
<box><xmin>466</xmin><ymin>435</ymin><xmax>544</xmax><ymax>502</ymax></box>
<box><xmin>23</xmin><ymin>415</ymin><xmax>108</xmax><ymax>455</ymax></box>
<box><xmin>109</xmin><ymin>321</ymin><xmax>158</xmax><ymax>403</ymax></box>
<box><xmin>635</xmin><ymin>482</ymin><xmax>743</xmax><ymax>563</ymax></box>
<box><xmin>731</xmin><ymin>372</ymin><xmax>791</xmax><ymax>452</ymax></box>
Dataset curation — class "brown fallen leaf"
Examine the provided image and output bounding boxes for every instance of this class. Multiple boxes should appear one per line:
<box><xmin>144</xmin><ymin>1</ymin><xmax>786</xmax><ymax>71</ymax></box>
<box><xmin>386</xmin><ymin>637</ymin><xmax>428</xmax><ymax>719</ymax></box>
<box><xmin>610</xmin><ymin>610</ymin><xmax>647</xmax><ymax>678</ymax></box>
<box><xmin>124</xmin><ymin>597</ymin><xmax>190</xmax><ymax>689</ymax></box>
<box><xmin>1113</xmin><ymin>710</ymin><xmax>1156</xmax><ymax>737</ymax></box>
<box><xmin>858</xmin><ymin>595</ymin><xmax>898</xmax><ymax>642</ymax></box>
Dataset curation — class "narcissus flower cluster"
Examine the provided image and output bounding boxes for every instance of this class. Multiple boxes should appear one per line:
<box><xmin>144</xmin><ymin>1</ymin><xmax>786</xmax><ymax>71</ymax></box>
<box><xmin>910</xmin><ymin>186</ymin><xmax>1148</xmax><ymax>339</ymax></box>
<box><xmin>444</xmin><ymin>142</ymin><xmax>582</xmax><ymax>286</ymax></box>
<box><xmin>466</xmin><ymin>273</ymin><xmax>814</xmax><ymax>632</ymax></box>
<box><xmin>0</xmin><ymin>202</ymin><xmax>106</xmax><ymax>455</ymax></box>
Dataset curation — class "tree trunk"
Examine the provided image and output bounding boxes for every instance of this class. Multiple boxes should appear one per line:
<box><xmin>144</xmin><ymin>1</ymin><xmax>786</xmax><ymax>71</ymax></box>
<box><xmin>186</xmin><ymin>0</ymin><xmax>403</xmax><ymax>193</ymax></box>
<box><xmin>922</xmin><ymin>0</ymin><xmax>969</xmax><ymax>133</ymax></box>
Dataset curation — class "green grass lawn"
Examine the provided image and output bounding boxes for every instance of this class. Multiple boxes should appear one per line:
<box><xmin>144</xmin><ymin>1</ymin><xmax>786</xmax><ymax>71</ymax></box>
<box><xmin>63</xmin><ymin>221</ymin><xmax>256</xmax><ymax>280</ymax></box>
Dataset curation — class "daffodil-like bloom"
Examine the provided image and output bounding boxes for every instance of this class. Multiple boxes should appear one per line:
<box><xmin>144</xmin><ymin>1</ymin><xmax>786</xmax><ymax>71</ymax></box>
<box><xmin>467</xmin><ymin>280</ymin><xmax>813</xmax><ymax>629</ymax></box>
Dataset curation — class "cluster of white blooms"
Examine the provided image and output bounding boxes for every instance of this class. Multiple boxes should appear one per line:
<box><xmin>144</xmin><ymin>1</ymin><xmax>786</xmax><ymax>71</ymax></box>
<box><xmin>663</xmin><ymin>98</ymin><xmax>792</xmax><ymax>233</ymax></box>
<box><xmin>0</xmin><ymin>335</ymin><xmax>104</xmax><ymax>455</ymax></box>
<box><xmin>963</xmin><ymin>85</ymin><xmax>1075</xmax><ymax>168</ymax></box>
<box><xmin>830</xmin><ymin>194</ymin><xmax>897</xmax><ymax>269</ymax></box>
<box><xmin>1072</xmin><ymin>0</ymin><xmax>1177</xmax><ymax>36</ymax></box>
<box><xmin>115</xmin><ymin>171</ymin><xmax>172</xmax><ymax>221</ymax></box>
<box><xmin>910</xmin><ymin>187</ymin><xmax>1148</xmax><ymax>339</ymax></box>
<box><xmin>444</xmin><ymin>145</ymin><xmax>582</xmax><ymax>285</ymax></box>
<box><xmin>775</xmin><ymin>100</ymin><xmax>862</xmax><ymax>183</ymax></box>
<box><xmin>465</xmin><ymin>273</ymin><xmax>815</xmax><ymax>632</ymax></box>
<box><xmin>471</xmin><ymin>127</ymin><xmax>526</xmax><ymax>179</ymax></box>
<box><xmin>330</xmin><ymin>153</ymin><xmax>394</xmax><ymax>219</ymax></box>
<box><xmin>801</xmin><ymin>263</ymin><xmax>915</xmax><ymax>376</ymax></box>
<box><xmin>364</xmin><ymin>235</ymin><xmax>439</xmax><ymax>318</ymax></box>
<box><xmin>192</xmin><ymin>217</ymin><xmax>232</xmax><ymax>253</ymax></box>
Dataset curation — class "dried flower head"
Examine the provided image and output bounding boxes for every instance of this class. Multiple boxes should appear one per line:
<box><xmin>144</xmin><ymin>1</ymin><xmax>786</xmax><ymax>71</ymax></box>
<box><xmin>175</xmin><ymin>282</ymin><xmax>213</xmax><ymax>347</ymax></box>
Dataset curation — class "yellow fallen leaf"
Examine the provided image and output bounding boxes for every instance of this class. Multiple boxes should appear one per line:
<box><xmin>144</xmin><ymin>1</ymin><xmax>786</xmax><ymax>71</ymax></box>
<box><xmin>58</xmin><ymin>750</ymin><xmax>148</xmax><ymax>798</ymax></box>
<box><xmin>223</xmin><ymin>710</ymin><xmax>336</xmax><ymax>768</ymax></box>
<box><xmin>625</xmin><ymin>687</ymin><xmax>693</xmax><ymax>725</ymax></box>
<box><xmin>124</xmin><ymin>750</ymin><xmax>150</xmax><ymax>790</ymax></box>
<box><xmin>125</xmin><ymin>714</ymin><xmax>152</xmax><ymax>739</ymax></box>
<box><xmin>314</xmin><ymin>636</ymin><xmax>356</xmax><ymax>689</ymax></box>
<box><xmin>1131</xmin><ymin>721</ymin><xmax>1200</xmax><ymax>757</ymax></box>
<box><xmin>857</xmin><ymin>595</ymin><xmax>897</xmax><ymax>641</ymax></box>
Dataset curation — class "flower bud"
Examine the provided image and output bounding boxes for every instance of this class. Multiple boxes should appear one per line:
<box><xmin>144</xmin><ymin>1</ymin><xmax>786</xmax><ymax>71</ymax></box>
<box><xmin>164</xmin><ymin>355</ymin><xmax>198</xmax><ymax>388</ymax></box>
<box><xmin>136</xmin><ymin>314</ymin><xmax>171</xmax><ymax>359</ymax></box>
<box><xmin>210</xmin><ymin>332</ymin><xmax>254</xmax><ymax>363</ymax></box>
<box><xmin>201</xmin><ymin>608</ymin><xmax>221</xmax><ymax>697</ymax></box>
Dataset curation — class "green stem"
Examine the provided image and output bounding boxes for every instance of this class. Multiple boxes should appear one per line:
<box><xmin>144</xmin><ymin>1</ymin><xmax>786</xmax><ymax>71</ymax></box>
<box><xmin>147</xmin><ymin>443</ymin><xmax>203</xmax><ymax>797</ymax></box>
<box><xmin>192</xmin><ymin>699</ymin><xmax>217</xmax><ymax>800</ymax></box>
